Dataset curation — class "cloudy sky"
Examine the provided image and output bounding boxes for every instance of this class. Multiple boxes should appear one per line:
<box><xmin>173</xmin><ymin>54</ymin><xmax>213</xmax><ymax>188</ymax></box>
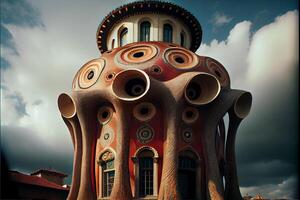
<box><xmin>0</xmin><ymin>0</ymin><xmax>298</xmax><ymax>199</ymax></box>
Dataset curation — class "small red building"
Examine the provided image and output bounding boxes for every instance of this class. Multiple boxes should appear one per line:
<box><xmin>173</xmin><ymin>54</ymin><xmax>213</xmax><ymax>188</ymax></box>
<box><xmin>6</xmin><ymin>170</ymin><xmax>69</xmax><ymax>199</ymax></box>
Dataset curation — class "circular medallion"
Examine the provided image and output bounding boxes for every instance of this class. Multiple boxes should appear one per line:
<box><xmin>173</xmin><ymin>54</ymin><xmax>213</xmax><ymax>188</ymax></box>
<box><xmin>97</xmin><ymin>106</ymin><xmax>113</xmax><ymax>125</ymax></box>
<box><xmin>163</xmin><ymin>47</ymin><xmax>199</xmax><ymax>70</ymax></box>
<box><xmin>133</xmin><ymin>102</ymin><xmax>156</xmax><ymax>122</ymax></box>
<box><xmin>182</xmin><ymin>107</ymin><xmax>199</xmax><ymax>124</ymax></box>
<box><xmin>78</xmin><ymin>59</ymin><xmax>105</xmax><ymax>89</ymax></box>
<box><xmin>100</xmin><ymin>127</ymin><xmax>114</xmax><ymax>147</ymax></box>
<box><xmin>137</xmin><ymin>125</ymin><xmax>154</xmax><ymax>144</ymax></box>
<box><xmin>115</xmin><ymin>44</ymin><xmax>158</xmax><ymax>67</ymax></box>
<box><xmin>182</xmin><ymin>128</ymin><xmax>193</xmax><ymax>143</ymax></box>
<box><xmin>205</xmin><ymin>57</ymin><xmax>230</xmax><ymax>87</ymax></box>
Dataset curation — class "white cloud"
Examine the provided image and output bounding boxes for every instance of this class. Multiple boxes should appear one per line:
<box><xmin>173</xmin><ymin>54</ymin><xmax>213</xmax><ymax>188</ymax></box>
<box><xmin>0</xmin><ymin>0</ymin><xmax>298</xmax><ymax>197</ymax></box>
<box><xmin>198</xmin><ymin>10</ymin><xmax>299</xmax><ymax>198</ymax></box>
<box><xmin>212</xmin><ymin>12</ymin><xmax>233</xmax><ymax>26</ymax></box>
<box><xmin>240</xmin><ymin>176</ymin><xmax>298</xmax><ymax>199</ymax></box>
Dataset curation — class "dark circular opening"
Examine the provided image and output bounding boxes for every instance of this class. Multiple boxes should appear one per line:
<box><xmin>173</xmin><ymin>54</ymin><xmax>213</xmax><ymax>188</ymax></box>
<box><xmin>140</xmin><ymin>107</ymin><xmax>149</xmax><ymax>115</ymax></box>
<box><xmin>101</xmin><ymin>111</ymin><xmax>109</xmax><ymax>119</ymax></box>
<box><xmin>186</xmin><ymin>82</ymin><xmax>201</xmax><ymax>100</ymax></box>
<box><xmin>107</xmin><ymin>73</ymin><xmax>114</xmax><ymax>79</ymax></box>
<box><xmin>106</xmin><ymin>50</ymin><xmax>112</xmax><ymax>54</ymax></box>
<box><xmin>125</xmin><ymin>78</ymin><xmax>146</xmax><ymax>97</ymax></box>
<box><xmin>215</xmin><ymin>70</ymin><xmax>221</xmax><ymax>78</ymax></box>
<box><xmin>104</xmin><ymin>133</ymin><xmax>109</xmax><ymax>140</ymax></box>
<box><xmin>133</xmin><ymin>52</ymin><xmax>144</xmax><ymax>58</ymax></box>
<box><xmin>87</xmin><ymin>70</ymin><xmax>94</xmax><ymax>80</ymax></box>
<box><xmin>186</xmin><ymin>110</ymin><xmax>194</xmax><ymax>118</ymax></box>
<box><xmin>152</xmin><ymin>65</ymin><xmax>162</xmax><ymax>73</ymax></box>
<box><xmin>184</xmin><ymin>131</ymin><xmax>191</xmax><ymax>138</ymax></box>
<box><xmin>175</xmin><ymin>56</ymin><xmax>185</xmax><ymax>64</ymax></box>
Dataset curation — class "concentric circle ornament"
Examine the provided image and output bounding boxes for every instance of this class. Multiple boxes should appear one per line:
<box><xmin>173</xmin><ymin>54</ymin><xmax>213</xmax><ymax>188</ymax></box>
<box><xmin>78</xmin><ymin>59</ymin><xmax>105</xmax><ymax>89</ymax></box>
<box><xmin>97</xmin><ymin>106</ymin><xmax>114</xmax><ymax>125</ymax></box>
<box><xmin>163</xmin><ymin>47</ymin><xmax>199</xmax><ymax>70</ymax></box>
<box><xmin>182</xmin><ymin>107</ymin><xmax>199</xmax><ymax>124</ymax></box>
<box><xmin>205</xmin><ymin>57</ymin><xmax>230</xmax><ymax>87</ymax></box>
<box><xmin>115</xmin><ymin>44</ymin><xmax>158</xmax><ymax>66</ymax></box>
<box><xmin>133</xmin><ymin>102</ymin><xmax>156</xmax><ymax>122</ymax></box>
<box><xmin>182</xmin><ymin>128</ymin><xmax>193</xmax><ymax>143</ymax></box>
<box><xmin>100</xmin><ymin>127</ymin><xmax>114</xmax><ymax>147</ymax></box>
<box><xmin>137</xmin><ymin>125</ymin><xmax>154</xmax><ymax>144</ymax></box>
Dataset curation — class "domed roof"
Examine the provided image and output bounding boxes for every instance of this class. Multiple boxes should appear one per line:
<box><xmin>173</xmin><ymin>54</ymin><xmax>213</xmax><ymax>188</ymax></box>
<box><xmin>96</xmin><ymin>1</ymin><xmax>202</xmax><ymax>53</ymax></box>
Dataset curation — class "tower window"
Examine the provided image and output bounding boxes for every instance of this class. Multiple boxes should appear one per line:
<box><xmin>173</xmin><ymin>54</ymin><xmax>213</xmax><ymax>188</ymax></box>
<box><xmin>140</xmin><ymin>21</ymin><xmax>151</xmax><ymax>42</ymax></box>
<box><xmin>163</xmin><ymin>23</ymin><xmax>173</xmax><ymax>43</ymax></box>
<box><xmin>178</xmin><ymin>155</ymin><xmax>196</xmax><ymax>199</ymax></box>
<box><xmin>180</xmin><ymin>32</ymin><xmax>185</xmax><ymax>47</ymax></box>
<box><xmin>120</xmin><ymin>27</ymin><xmax>128</xmax><ymax>47</ymax></box>
<box><xmin>111</xmin><ymin>39</ymin><xmax>115</xmax><ymax>49</ymax></box>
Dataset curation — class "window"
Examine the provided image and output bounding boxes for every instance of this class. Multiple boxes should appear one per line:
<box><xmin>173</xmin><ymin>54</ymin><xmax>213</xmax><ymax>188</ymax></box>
<box><xmin>132</xmin><ymin>147</ymin><xmax>159</xmax><ymax>198</ymax></box>
<box><xmin>111</xmin><ymin>39</ymin><xmax>115</xmax><ymax>49</ymax></box>
<box><xmin>120</xmin><ymin>27</ymin><xmax>128</xmax><ymax>47</ymax></box>
<box><xmin>99</xmin><ymin>150</ymin><xmax>115</xmax><ymax>198</ymax></box>
<box><xmin>180</xmin><ymin>32</ymin><xmax>185</xmax><ymax>47</ymax></box>
<box><xmin>139</xmin><ymin>156</ymin><xmax>153</xmax><ymax>196</ymax></box>
<box><xmin>140</xmin><ymin>21</ymin><xmax>151</xmax><ymax>42</ymax></box>
<box><xmin>178</xmin><ymin>156</ymin><xmax>196</xmax><ymax>199</ymax></box>
<box><xmin>163</xmin><ymin>24</ymin><xmax>173</xmax><ymax>43</ymax></box>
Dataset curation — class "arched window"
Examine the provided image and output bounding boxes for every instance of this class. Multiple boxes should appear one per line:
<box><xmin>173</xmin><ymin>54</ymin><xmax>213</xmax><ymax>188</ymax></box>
<box><xmin>139</xmin><ymin>150</ymin><xmax>154</xmax><ymax>196</ymax></box>
<box><xmin>111</xmin><ymin>39</ymin><xmax>115</xmax><ymax>49</ymax></box>
<box><xmin>98</xmin><ymin>150</ymin><xmax>115</xmax><ymax>198</ymax></box>
<box><xmin>140</xmin><ymin>21</ymin><xmax>151</xmax><ymax>42</ymax></box>
<box><xmin>178</xmin><ymin>150</ymin><xmax>201</xmax><ymax>199</ymax></box>
<box><xmin>132</xmin><ymin>147</ymin><xmax>159</xmax><ymax>198</ymax></box>
<box><xmin>180</xmin><ymin>32</ymin><xmax>185</xmax><ymax>47</ymax></box>
<box><xmin>119</xmin><ymin>27</ymin><xmax>128</xmax><ymax>47</ymax></box>
<box><xmin>163</xmin><ymin>23</ymin><xmax>173</xmax><ymax>43</ymax></box>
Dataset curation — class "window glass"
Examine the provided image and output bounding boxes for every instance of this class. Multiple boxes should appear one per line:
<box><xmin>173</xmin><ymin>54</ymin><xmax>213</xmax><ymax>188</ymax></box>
<box><xmin>163</xmin><ymin>24</ymin><xmax>173</xmax><ymax>43</ymax></box>
<box><xmin>120</xmin><ymin>28</ymin><xmax>128</xmax><ymax>47</ymax></box>
<box><xmin>178</xmin><ymin>156</ymin><xmax>196</xmax><ymax>199</ymax></box>
<box><xmin>140</xmin><ymin>21</ymin><xmax>151</xmax><ymax>41</ymax></box>
<box><xmin>138</xmin><ymin>150</ymin><xmax>154</xmax><ymax>197</ymax></box>
<box><xmin>102</xmin><ymin>158</ymin><xmax>115</xmax><ymax>197</ymax></box>
<box><xmin>180</xmin><ymin>32</ymin><xmax>185</xmax><ymax>47</ymax></box>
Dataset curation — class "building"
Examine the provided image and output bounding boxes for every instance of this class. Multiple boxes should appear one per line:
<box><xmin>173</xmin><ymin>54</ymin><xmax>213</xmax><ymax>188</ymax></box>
<box><xmin>5</xmin><ymin>170</ymin><xmax>69</xmax><ymax>199</ymax></box>
<box><xmin>58</xmin><ymin>1</ymin><xmax>252</xmax><ymax>200</ymax></box>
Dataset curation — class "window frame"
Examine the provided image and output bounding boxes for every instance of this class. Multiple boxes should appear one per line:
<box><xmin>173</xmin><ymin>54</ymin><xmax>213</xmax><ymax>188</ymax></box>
<box><xmin>163</xmin><ymin>23</ymin><xmax>173</xmax><ymax>43</ymax></box>
<box><xmin>119</xmin><ymin>27</ymin><xmax>128</xmax><ymax>47</ymax></box>
<box><xmin>132</xmin><ymin>146</ymin><xmax>159</xmax><ymax>199</ymax></box>
<box><xmin>139</xmin><ymin>21</ymin><xmax>151</xmax><ymax>42</ymax></box>
<box><xmin>97</xmin><ymin>149</ymin><xmax>115</xmax><ymax>198</ymax></box>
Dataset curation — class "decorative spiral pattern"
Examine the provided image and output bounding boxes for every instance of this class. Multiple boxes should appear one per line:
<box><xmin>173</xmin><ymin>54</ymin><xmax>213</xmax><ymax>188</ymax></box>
<box><xmin>137</xmin><ymin>125</ymin><xmax>154</xmax><ymax>144</ymax></box>
<box><xmin>182</xmin><ymin>107</ymin><xmax>199</xmax><ymax>124</ymax></box>
<box><xmin>181</xmin><ymin>127</ymin><xmax>193</xmax><ymax>143</ymax></box>
<box><xmin>116</xmin><ymin>44</ymin><xmax>158</xmax><ymax>66</ymax></box>
<box><xmin>78</xmin><ymin>59</ymin><xmax>105</xmax><ymax>89</ymax></box>
<box><xmin>100</xmin><ymin>127</ymin><xmax>114</xmax><ymax>147</ymax></box>
<box><xmin>97</xmin><ymin>106</ymin><xmax>113</xmax><ymax>125</ymax></box>
<box><xmin>205</xmin><ymin>57</ymin><xmax>230</xmax><ymax>87</ymax></box>
<box><xmin>163</xmin><ymin>47</ymin><xmax>199</xmax><ymax>70</ymax></box>
<box><xmin>133</xmin><ymin>102</ymin><xmax>156</xmax><ymax>122</ymax></box>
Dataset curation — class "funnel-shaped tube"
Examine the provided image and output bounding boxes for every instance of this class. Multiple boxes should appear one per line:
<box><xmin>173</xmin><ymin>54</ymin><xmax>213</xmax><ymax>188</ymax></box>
<box><xmin>112</xmin><ymin>69</ymin><xmax>150</xmax><ymax>101</ymax></box>
<box><xmin>233</xmin><ymin>92</ymin><xmax>252</xmax><ymax>118</ymax></box>
<box><xmin>184</xmin><ymin>73</ymin><xmax>221</xmax><ymax>105</ymax></box>
<box><xmin>58</xmin><ymin>93</ymin><xmax>76</xmax><ymax>118</ymax></box>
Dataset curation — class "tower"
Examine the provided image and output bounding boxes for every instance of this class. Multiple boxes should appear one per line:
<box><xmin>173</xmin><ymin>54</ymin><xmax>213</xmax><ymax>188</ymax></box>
<box><xmin>57</xmin><ymin>1</ymin><xmax>252</xmax><ymax>200</ymax></box>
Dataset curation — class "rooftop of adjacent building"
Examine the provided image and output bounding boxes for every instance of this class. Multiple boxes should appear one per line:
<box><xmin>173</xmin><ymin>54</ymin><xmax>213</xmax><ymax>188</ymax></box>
<box><xmin>8</xmin><ymin>170</ymin><xmax>69</xmax><ymax>190</ymax></box>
